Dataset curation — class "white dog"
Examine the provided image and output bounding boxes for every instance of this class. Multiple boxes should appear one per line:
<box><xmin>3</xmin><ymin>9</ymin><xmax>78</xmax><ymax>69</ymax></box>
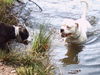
<box><xmin>60</xmin><ymin>1</ymin><xmax>92</xmax><ymax>44</ymax></box>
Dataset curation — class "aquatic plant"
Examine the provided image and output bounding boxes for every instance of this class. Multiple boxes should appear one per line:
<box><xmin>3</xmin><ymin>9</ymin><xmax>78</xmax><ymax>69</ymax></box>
<box><xmin>32</xmin><ymin>25</ymin><xmax>52</xmax><ymax>53</ymax></box>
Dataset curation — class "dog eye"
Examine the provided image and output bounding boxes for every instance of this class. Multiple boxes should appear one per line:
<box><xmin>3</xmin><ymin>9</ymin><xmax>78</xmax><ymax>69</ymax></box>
<box><xmin>67</xmin><ymin>26</ymin><xmax>71</xmax><ymax>29</ymax></box>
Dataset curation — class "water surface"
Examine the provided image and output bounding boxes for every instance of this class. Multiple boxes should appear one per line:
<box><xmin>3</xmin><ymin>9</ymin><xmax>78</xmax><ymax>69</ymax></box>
<box><xmin>16</xmin><ymin>0</ymin><xmax>100</xmax><ymax>75</ymax></box>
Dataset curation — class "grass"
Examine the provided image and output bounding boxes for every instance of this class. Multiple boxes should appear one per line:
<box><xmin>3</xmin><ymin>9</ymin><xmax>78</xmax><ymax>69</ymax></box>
<box><xmin>0</xmin><ymin>0</ymin><xmax>53</xmax><ymax>74</ymax></box>
<box><xmin>0</xmin><ymin>0</ymin><xmax>14</xmax><ymax>4</ymax></box>
<box><xmin>32</xmin><ymin>25</ymin><xmax>52</xmax><ymax>53</ymax></box>
<box><xmin>0</xmin><ymin>0</ymin><xmax>18</xmax><ymax>25</ymax></box>
<box><xmin>0</xmin><ymin>50</ymin><xmax>53</xmax><ymax>75</ymax></box>
<box><xmin>16</xmin><ymin>62</ymin><xmax>53</xmax><ymax>75</ymax></box>
<box><xmin>0</xmin><ymin>25</ymin><xmax>54</xmax><ymax>75</ymax></box>
<box><xmin>16</xmin><ymin>25</ymin><xmax>53</xmax><ymax>75</ymax></box>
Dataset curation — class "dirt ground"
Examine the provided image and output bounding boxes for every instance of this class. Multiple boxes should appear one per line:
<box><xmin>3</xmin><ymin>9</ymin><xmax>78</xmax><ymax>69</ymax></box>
<box><xmin>0</xmin><ymin>62</ymin><xmax>17</xmax><ymax>75</ymax></box>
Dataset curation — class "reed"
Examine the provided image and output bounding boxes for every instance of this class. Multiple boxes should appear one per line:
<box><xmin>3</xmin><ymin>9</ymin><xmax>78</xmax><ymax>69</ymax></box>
<box><xmin>32</xmin><ymin>25</ymin><xmax>52</xmax><ymax>53</ymax></box>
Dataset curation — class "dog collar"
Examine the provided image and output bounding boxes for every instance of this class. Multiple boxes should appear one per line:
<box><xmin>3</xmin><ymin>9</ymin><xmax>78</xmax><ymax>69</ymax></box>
<box><xmin>72</xmin><ymin>33</ymin><xmax>81</xmax><ymax>39</ymax></box>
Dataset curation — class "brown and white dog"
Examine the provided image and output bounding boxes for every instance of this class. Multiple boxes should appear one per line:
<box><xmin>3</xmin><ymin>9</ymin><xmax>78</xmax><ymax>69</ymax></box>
<box><xmin>60</xmin><ymin>1</ymin><xmax>92</xmax><ymax>44</ymax></box>
<box><xmin>0</xmin><ymin>22</ymin><xmax>29</xmax><ymax>49</ymax></box>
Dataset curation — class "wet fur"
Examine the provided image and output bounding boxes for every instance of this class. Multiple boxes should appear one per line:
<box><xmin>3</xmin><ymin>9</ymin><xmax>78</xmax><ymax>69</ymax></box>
<box><xmin>0</xmin><ymin>22</ymin><xmax>29</xmax><ymax>50</ymax></box>
<box><xmin>60</xmin><ymin>1</ymin><xmax>92</xmax><ymax>44</ymax></box>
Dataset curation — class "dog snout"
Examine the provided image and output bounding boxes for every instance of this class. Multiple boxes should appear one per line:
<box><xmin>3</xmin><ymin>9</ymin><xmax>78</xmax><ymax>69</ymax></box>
<box><xmin>60</xmin><ymin>29</ymin><xmax>64</xmax><ymax>33</ymax></box>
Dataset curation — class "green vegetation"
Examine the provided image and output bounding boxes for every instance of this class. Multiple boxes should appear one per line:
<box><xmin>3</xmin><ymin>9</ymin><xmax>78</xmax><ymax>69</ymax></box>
<box><xmin>0</xmin><ymin>0</ymin><xmax>54</xmax><ymax>74</ymax></box>
<box><xmin>0</xmin><ymin>0</ymin><xmax>18</xmax><ymax>25</ymax></box>
<box><xmin>16</xmin><ymin>25</ymin><xmax>53</xmax><ymax>75</ymax></box>
<box><xmin>2</xmin><ymin>0</ymin><xmax>14</xmax><ymax>4</ymax></box>
<box><xmin>17</xmin><ymin>62</ymin><xmax>53</xmax><ymax>75</ymax></box>
<box><xmin>0</xmin><ymin>25</ymin><xmax>54</xmax><ymax>75</ymax></box>
<box><xmin>32</xmin><ymin>25</ymin><xmax>52</xmax><ymax>53</ymax></box>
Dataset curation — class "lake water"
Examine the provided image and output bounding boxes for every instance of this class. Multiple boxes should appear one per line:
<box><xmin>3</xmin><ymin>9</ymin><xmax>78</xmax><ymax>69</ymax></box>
<box><xmin>15</xmin><ymin>0</ymin><xmax>100</xmax><ymax>75</ymax></box>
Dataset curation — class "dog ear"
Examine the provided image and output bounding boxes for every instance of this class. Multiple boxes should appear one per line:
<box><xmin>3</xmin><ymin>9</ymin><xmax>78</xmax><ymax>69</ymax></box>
<box><xmin>75</xmin><ymin>23</ymin><xmax>79</xmax><ymax>28</ymax></box>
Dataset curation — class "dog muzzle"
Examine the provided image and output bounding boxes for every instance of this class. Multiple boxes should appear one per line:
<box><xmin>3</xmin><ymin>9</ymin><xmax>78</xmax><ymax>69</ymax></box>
<box><xmin>61</xmin><ymin>33</ymin><xmax>72</xmax><ymax>37</ymax></box>
<box><xmin>16</xmin><ymin>35</ymin><xmax>29</xmax><ymax>45</ymax></box>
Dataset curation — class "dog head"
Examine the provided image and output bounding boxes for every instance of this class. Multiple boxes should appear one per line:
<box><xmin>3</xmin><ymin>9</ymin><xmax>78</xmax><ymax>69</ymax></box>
<box><xmin>60</xmin><ymin>19</ymin><xmax>79</xmax><ymax>38</ymax></box>
<box><xmin>14</xmin><ymin>25</ymin><xmax>29</xmax><ymax>45</ymax></box>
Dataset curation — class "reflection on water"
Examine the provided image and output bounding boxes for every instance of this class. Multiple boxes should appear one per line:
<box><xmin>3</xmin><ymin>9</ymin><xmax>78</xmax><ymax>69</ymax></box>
<box><xmin>61</xmin><ymin>43</ymin><xmax>84</xmax><ymax>65</ymax></box>
<box><xmin>21</xmin><ymin>0</ymin><xmax>100</xmax><ymax>75</ymax></box>
<box><xmin>35</xmin><ymin>0</ymin><xmax>100</xmax><ymax>74</ymax></box>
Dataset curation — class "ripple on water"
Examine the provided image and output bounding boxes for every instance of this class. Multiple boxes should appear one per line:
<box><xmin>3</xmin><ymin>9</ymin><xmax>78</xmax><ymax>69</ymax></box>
<box><xmin>17</xmin><ymin>0</ymin><xmax>100</xmax><ymax>75</ymax></box>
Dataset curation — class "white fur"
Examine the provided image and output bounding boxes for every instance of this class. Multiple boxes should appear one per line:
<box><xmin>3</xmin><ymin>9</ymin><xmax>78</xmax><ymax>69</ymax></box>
<box><xmin>13</xmin><ymin>26</ymin><xmax>20</xmax><ymax>36</ymax></box>
<box><xmin>61</xmin><ymin>1</ymin><xmax>92</xmax><ymax>44</ymax></box>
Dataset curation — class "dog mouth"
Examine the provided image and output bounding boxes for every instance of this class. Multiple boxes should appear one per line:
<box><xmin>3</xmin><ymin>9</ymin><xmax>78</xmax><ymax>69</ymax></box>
<box><xmin>21</xmin><ymin>40</ymin><xmax>29</xmax><ymax>45</ymax></box>
<box><xmin>17</xmin><ymin>39</ymin><xmax>29</xmax><ymax>45</ymax></box>
<box><xmin>16</xmin><ymin>35</ymin><xmax>29</xmax><ymax>45</ymax></box>
<box><xmin>61</xmin><ymin>33</ymin><xmax>72</xmax><ymax>37</ymax></box>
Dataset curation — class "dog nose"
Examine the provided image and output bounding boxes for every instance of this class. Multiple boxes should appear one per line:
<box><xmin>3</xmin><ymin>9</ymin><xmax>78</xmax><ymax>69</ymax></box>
<box><xmin>60</xmin><ymin>29</ymin><xmax>64</xmax><ymax>33</ymax></box>
<box><xmin>22</xmin><ymin>40</ymin><xmax>29</xmax><ymax>45</ymax></box>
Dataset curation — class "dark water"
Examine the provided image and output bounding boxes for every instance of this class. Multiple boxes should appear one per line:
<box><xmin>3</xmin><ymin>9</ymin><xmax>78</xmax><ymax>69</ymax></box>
<box><xmin>17</xmin><ymin>0</ymin><xmax>100</xmax><ymax>75</ymax></box>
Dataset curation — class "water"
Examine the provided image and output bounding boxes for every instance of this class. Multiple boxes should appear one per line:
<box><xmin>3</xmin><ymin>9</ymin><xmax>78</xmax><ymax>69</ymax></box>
<box><xmin>15</xmin><ymin>0</ymin><xmax>100</xmax><ymax>75</ymax></box>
